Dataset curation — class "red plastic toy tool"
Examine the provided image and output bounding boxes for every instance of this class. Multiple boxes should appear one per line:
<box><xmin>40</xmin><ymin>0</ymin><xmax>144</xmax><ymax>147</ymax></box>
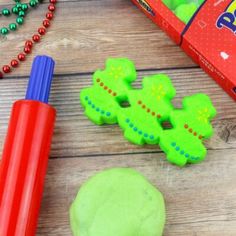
<box><xmin>0</xmin><ymin>56</ymin><xmax>56</xmax><ymax>236</ymax></box>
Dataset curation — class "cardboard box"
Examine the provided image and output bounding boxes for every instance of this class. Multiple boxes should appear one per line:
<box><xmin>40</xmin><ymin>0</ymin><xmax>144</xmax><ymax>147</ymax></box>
<box><xmin>131</xmin><ymin>0</ymin><xmax>236</xmax><ymax>100</ymax></box>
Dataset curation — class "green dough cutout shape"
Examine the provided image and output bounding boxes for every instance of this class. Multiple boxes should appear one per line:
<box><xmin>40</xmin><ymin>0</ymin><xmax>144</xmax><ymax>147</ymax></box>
<box><xmin>159</xmin><ymin>94</ymin><xmax>217</xmax><ymax>167</ymax></box>
<box><xmin>175</xmin><ymin>3</ymin><xmax>199</xmax><ymax>24</ymax></box>
<box><xmin>70</xmin><ymin>168</ymin><xmax>166</xmax><ymax>236</ymax></box>
<box><xmin>162</xmin><ymin>0</ymin><xmax>188</xmax><ymax>11</ymax></box>
<box><xmin>80</xmin><ymin>58</ymin><xmax>217</xmax><ymax>167</ymax></box>
<box><xmin>162</xmin><ymin>0</ymin><xmax>203</xmax><ymax>24</ymax></box>
<box><xmin>118</xmin><ymin>74</ymin><xmax>176</xmax><ymax>145</ymax></box>
<box><xmin>80</xmin><ymin>58</ymin><xmax>136</xmax><ymax>125</ymax></box>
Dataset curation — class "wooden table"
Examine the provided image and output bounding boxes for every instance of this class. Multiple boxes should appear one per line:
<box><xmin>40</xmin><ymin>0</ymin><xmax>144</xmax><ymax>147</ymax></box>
<box><xmin>0</xmin><ymin>0</ymin><xmax>235</xmax><ymax>235</ymax></box>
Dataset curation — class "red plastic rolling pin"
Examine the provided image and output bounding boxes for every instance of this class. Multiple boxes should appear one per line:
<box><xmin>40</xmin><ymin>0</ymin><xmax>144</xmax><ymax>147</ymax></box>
<box><xmin>0</xmin><ymin>56</ymin><xmax>56</xmax><ymax>236</ymax></box>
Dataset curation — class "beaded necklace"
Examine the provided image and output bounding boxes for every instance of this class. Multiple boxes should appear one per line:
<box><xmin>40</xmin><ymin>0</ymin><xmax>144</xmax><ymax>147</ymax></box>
<box><xmin>0</xmin><ymin>0</ymin><xmax>43</xmax><ymax>36</ymax></box>
<box><xmin>0</xmin><ymin>0</ymin><xmax>56</xmax><ymax>78</ymax></box>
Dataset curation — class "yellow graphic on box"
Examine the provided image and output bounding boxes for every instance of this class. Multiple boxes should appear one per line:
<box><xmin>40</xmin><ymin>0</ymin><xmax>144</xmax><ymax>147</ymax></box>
<box><xmin>227</xmin><ymin>0</ymin><xmax>236</xmax><ymax>13</ymax></box>
<box><xmin>216</xmin><ymin>0</ymin><xmax>236</xmax><ymax>34</ymax></box>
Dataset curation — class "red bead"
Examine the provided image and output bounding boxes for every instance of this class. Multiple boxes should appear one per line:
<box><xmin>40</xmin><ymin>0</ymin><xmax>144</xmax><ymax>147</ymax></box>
<box><xmin>32</xmin><ymin>34</ymin><xmax>40</xmax><ymax>42</ymax></box>
<box><xmin>11</xmin><ymin>59</ymin><xmax>19</xmax><ymax>68</ymax></box>
<box><xmin>24</xmin><ymin>46</ymin><xmax>31</xmax><ymax>54</ymax></box>
<box><xmin>43</xmin><ymin>19</ymin><xmax>50</xmax><ymax>28</ymax></box>
<box><xmin>157</xmin><ymin>114</ymin><xmax>161</xmax><ymax>119</ymax></box>
<box><xmin>46</xmin><ymin>12</ymin><xmax>53</xmax><ymax>20</ymax></box>
<box><xmin>152</xmin><ymin>112</ymin><xmax>155</xmax><ymax>116</ymax></box>
<box><xmin>0</xmin><ymin>2</ymin><xmax>57</xmax><ymax>79</ymax></box>
<box><xmin>184</xmin><ymin>124</ymin><xmax>188</xmax><ymax>129</ymax></box>
<box><xmin>25</xmin><ymin>40</ymin><xmax>33</xmax><ymax>48</ymax></box>
<box><xmin>48</xmin><ymin>4</ymin><xmax>55</xmax><ymax>12</ymax></box>
<box><xmin>2</xmin><ymin>65</ymin><xmax>11</xmax><ymax>73</ymax></box>
<box><xmin>138</xmin><ymin>100</ymin><xmax>142</xmax><ymax>105</ymax></box>
<box><xmin>18</xmin><ymin>53</ymin><xmax>26</xmax><ymax>61</ymax></box>
<box><xmin>189</xmin><ymin>128</ymin><xmax>193</xmax><ymax>133</ymax></box>
<box><xmin>38</xmin><ymin>27</ymin><xmax>46</xmax><ymax>35</ymax></box>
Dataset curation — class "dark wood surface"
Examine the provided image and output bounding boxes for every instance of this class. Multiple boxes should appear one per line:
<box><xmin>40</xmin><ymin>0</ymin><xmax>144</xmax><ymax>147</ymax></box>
<box><xmin>0</xmin><ymin>0</ymin><xmax>235</xmax><ymax>235</ymax></box>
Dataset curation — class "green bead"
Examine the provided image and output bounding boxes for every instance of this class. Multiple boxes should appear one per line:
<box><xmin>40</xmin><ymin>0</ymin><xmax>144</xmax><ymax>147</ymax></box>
<box><xmin>9</xmin><ymin>23</ymin><xmax>17</xmax><ymax>31</ymax></box>
<box><xmin>12</xmin><ymin>6</ymin><xmax>19</xmax><ymax>14</ymax></box>
<box><xmin>29</xmin><ymin>0</ymin><xmax>38</xmax><ymax>7</ymax></box>
<box><xmin>18</xmin><ymin>10</ymin><xmax>25</xmax><ymax>17</ymax></box>
<box><xmin>16</xmin><ymin>3</ymin><xmax>22</xmax><ymax>9</ymax></box>
<box><xmin>1</xmin><ymin>27</ymin><xmax>9</xmax><ymax>35</ymax></box>
<box><xmin>16</xmin><ymin>17</ymin><xmax>24</xmax><ymax>25</ymax></box>
<box><xmin>2</xmin><ymin>8</ymin><xmax>11</xmax><ymax>16</ymax></box>
<box><xmin>21</xmin><ymin>4</ymin><xmax>28</xmax><ymax>11</ymax></box>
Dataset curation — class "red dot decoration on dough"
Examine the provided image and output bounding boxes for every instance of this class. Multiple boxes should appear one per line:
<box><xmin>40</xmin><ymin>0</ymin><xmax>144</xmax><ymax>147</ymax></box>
<box><xmin>137</xmin><ymin>100</ymin><xmax>161</xmax><ymax>119</ymax></box>
<box><xmin>96</xmin><ymin>78</ymin><xmax>118</xmax><ymax>97</ymax></box>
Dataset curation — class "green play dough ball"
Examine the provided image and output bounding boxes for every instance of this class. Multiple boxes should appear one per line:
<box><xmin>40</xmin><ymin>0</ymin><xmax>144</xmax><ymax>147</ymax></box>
<box><xmin>162</xmin><ymin>0</ymin><xmax>188</xmax><ymax>10</ymax></box>
<box><xmin>70</xmin><ymin>168</ymin><xmax>166</xmax><ymax>236</ymax></box>
<box><xmin>175</xmin><ymin>3</ymin><xmax>198</xmax><ymax>24</ymax></box>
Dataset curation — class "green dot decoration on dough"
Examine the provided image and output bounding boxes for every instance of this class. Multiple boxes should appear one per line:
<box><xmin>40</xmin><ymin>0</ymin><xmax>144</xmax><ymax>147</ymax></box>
<box><xmin>70</xmin><ymin>168</ymin><xmax>166</xmax><ymax>236</ymax></box>
<box><xmin>80</xmin><ymin>58</ymin><xmax>136</xmax><ymax>125</ymax></box>
<box><xmin>118</xmin><ymin>74</ymin><xmax>176</xmax><ymax>145</ymax></box>
<box><xmin>159</xmin><ymin>94</ymin><xmax>217</xmax><ymax>166</ymax></box>
<box><xmin>162</xmin><ymin>0</ymin><xmax>204</xmax><ymax>24</ymax></box>
<box><xmin>80</xmin><ymin>58</ymin><xmax>217</xmax><ymax>166</ymax></box>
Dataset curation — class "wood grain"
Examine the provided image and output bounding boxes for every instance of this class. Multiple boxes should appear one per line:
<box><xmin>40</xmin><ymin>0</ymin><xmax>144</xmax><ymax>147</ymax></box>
<box><xmin>0</xmin><ymin>0</ymin><xmax>194</xmax><ymax>77</ymax></box>
<box><xmin>37</xmin><ymin>149</ymin><xmax>236</xmax><ymax>235</ymax></box>
<box><xmin>0</xmin><ymin>0</ymin><xmax>235</xmax><ymax>235</ymax></box>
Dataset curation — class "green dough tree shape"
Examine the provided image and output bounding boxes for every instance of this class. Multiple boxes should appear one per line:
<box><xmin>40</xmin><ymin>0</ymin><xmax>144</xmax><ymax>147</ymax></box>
<box><xmin>118</xmin><ymin>74</ymin><xmax>176</xmax><ymax>145</ymax></box>
<box><xmin>80</xmin><ymin>58</ymin><xmax>137</xmax><ymax>125</ymax></box>
<box><xmin>70</xmin><ymin>168</ymin><xmax>166</xmax><ymax>236</ymax></box>
<box><xmin>175</xmin><ymin>3</ymin><xmax>198</xmax><ymax>24</ymax></box>
<box><xmin>159</xmin><ymin>94</ymin><xmax>217</xmax><ymax>166</ymax></box>
<box><xmin>80</xmin><ymin>58</ymin><xmax>217</xmax><ymax>166</ymax></box>
<box><xmin>162</xmin><ymin>0</ymin><xmax>201</xmax><ymax>24</ymax></box>
<box><xmin>162</xmin><ymin>0</ymin><xmax>188</xmax><ymax>10</ymax></box>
